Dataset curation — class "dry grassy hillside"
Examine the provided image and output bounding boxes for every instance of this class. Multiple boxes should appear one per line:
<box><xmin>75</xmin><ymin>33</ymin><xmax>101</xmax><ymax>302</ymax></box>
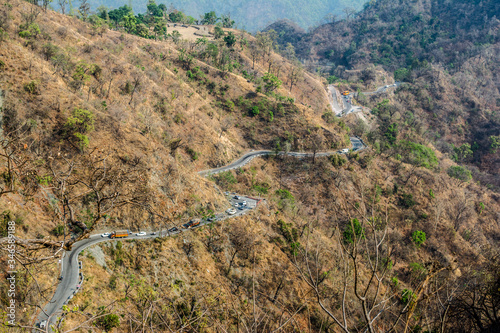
<box><xmin>0</xmin><ymin>1</ymin><xmax>499</xmax><ymax>332</ymax></box>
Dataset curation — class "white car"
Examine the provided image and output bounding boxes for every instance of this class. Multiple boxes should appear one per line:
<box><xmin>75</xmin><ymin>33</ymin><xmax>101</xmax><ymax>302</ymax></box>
<box><xmin>227</xmin><ymin>209</ymin><xmax>237</xmax><ymax>215</ymax></box>
<box><xmin>40</xmin><ymin>321</ymin><xmax>47</xmax><ymax>329</ymax></box>
<box><xmin>136</xmin><ymin>231</ymin><xmax>147</xmax><ymax>236</ymax></box>
<box><xmin>241</xmin><ymin>201</ymin><xmax>247</xmax><ymax>206</ymax></box>
<box><xmin>341</xmin><ymin>148</ymin><xmax>349</xmax><ymax>154</ymax></box>
<box><xmin>101</xmin><ymin>232</ymin><xmax>110</xmax><ymax>238</ymax></box>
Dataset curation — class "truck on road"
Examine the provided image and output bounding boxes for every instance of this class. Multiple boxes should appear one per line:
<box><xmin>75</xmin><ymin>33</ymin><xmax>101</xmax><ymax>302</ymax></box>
<box><xmin>110</xmin><ymin>230</ymin><xmax>130</xmax><ymax>238</ymax></box>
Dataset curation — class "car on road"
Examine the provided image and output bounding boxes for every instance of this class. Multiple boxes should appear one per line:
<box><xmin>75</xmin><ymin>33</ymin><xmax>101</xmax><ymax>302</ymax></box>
<box><xmin>40</xmin><ymin>320</ymin><xmax>47</xmax><ymax>329</ymax></box>
<box><xmin>342</xmin><ymin>91</ymin><xmax>350</xmax><ymax>96</ymax></box>
<box><xmin>227</xmin><ymin>208</ymin><xmax>237</xmax><ymax>215</ymax></box>
<box><xmin>136</xmin><ymin>231</ymin><xmax>147</xmax><ymax>236</ymax></box>
<box><xmin>168</xmin><ymin>227</ymin><xmax>179</xmax><ymax>233</ymax></box>
<box><xmin>207</xmin><ymin>217</ymin><xmax>216</xmax><ymax>222</ymax></box>
<box><xmin>340</xmin><ymin>148</ymin><xmax>349</xmax><ymax>154</ymax></box>
<box><xmin>150</xmin><ymin>232</ymin><xmax>156</xmax><ymax>235</ymax></box>
<box><xmin>101</xmin><ymin>232</ymin><xmax>110</xmax><ymax>238</ymax></box>
<box><xmin>183</xmin><ymin>220</ymin><xmax>200</xmax><ymax>229</ymax></box>
<box><xmin>234</xmin><ymin>195</ymin><xmax>240</xmax><ymax>199</ymax></box>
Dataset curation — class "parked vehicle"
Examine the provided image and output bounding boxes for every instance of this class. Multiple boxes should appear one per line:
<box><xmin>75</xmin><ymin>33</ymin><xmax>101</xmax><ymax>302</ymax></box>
<box><xmin>110</xmin><ymin>230</ymin><xmax>130</xmax><ymax>238</ymax></box>
<box><xmin>227</xmin><ymin>209</ymin><xmax>237</xmax><ymax>215</ymax></box>
<box><xmin>40</xmin><ymin>321</ymin><xmax>47</xmax><ymax>329</ymax></box>
<box><xmin>183</xmin><ymin>220</ymin><xmax>200</xmax><ymax>229</ymax></box>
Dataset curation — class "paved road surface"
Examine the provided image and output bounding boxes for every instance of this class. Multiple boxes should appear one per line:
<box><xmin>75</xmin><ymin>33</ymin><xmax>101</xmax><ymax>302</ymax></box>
<box><xmin>330</xmin><ymin>82</ymin><xmax>402</xmax><ymax>116</ymax></box>
<box><xmin>36</xmin><ymin>194</ymin><xmax>261</xmax><ymax>331</ymax></box>
<box><xmin>199</xmin><ymin>137</ymin><xmax>366</xmax><ymax>176</ymax></box>
<box><xmin>36</xmin><ymin>136</ymin><xmax>367</xmax><ymax>331</ymax></box>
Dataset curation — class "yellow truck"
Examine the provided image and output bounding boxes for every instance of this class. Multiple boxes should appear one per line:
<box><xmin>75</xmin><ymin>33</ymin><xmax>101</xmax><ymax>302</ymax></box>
<box><xmin>110</xmin><ymin>230</ymin><xmax>130</xmax><ymax>238</ymax></box>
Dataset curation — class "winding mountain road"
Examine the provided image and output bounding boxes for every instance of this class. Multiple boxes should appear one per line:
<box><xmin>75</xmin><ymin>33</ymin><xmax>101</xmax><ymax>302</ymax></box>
<box><xmin>198</xmin><ymin>137</ymin><xmax>366</xmax><ymax>176</ymax></box>
<box><xmin>35</xmin><ymin>137</ymin><xmax>366</xmax><ymax>331</ymax></box>
<box><xmin>329</xmin><ymin>82</ymin><xmax>402</xmax><ymax>116</ymax></box>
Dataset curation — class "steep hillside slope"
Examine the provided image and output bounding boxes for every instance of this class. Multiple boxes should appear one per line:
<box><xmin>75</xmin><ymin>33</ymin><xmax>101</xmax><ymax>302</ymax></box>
<box><xmin>0</xmin><ymin>1</ymin><xmax>499</xmax><ymax>332</ymax></box>
<box><xmin>270</xmin><ymin>0</ymin><xmax>500</xmax><ymax>189</ymax></box>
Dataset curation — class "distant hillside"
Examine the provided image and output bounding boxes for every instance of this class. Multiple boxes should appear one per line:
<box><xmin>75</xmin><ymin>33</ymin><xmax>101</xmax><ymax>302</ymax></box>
<box><xmin>271</xmin><ymin>0</ymin><xmax>500</xmax><ymax>189</ymax></box>
<box><xmin>84</xmin><ymin>0</ymin><xmax>368</xmax><ymax>31</ymax></box>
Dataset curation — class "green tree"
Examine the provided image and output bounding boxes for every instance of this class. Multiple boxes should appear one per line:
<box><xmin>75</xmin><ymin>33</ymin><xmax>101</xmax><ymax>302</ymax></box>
<box><xmin>452</xmin><ymin>143</ymin><xmax>473</xmax><ymax>163</ymax></box>
<box><xmin>201</xmin><ymin>11</ymin><xmax>218</xmax><ymax>25</ymax></box>
<box><xmin>384</xmin><ymin>123</ymin><xmax>398</xmax><ymax>145</ymax></box>
<box><xmin>224</xmin><ymin>31</ymin><xmax>236</xmax><ymax>47</ymax></box>
<box><xmin>250</xmin><ymin>106</ymin><xmax>260</xmax><ymax>117</ymax></box>
<box><xmin>489</xmin><ymin>135</ymin><xmax>500</xmax><ymax>154</ymax></box>
<box><xmin>220</xmin><ymin>14</ymin><xmax>234</xmax><ymax>28</ymax></box>
<box><xmin>213</xmin><ymin>25</ymin><xmax>224</xmax><ymax>39</ymax></box>
<box><xmin>135</xmin><ymin>23</ymin><xmax>149</xmax><ymax>38</ymax></box>
<box><xmin>398</xmin><ymin>140</ymin><xmax>438</xmax><ymax>169</ymax></box>
<box><xmin>411</xmin><ymin>230</ymin><xmax>426</xmax><ymax>247</ymax></box>
<box><xmin>122</xmin><ymin>14</ymin><xmax>137</xmax><ymax>34</ymax></box>
<box><xmin>65</xmin><ymin>108</ymin><xmax>95</xmax><ymax>151</ymax></box>
<box><xmin>447</xmin><ymin>165</ymin><xmax>472</xmax><ymax>183</ymax></box>
<box><xmin>343</xmin><ymin>218</ymin><xmax>365</xmax><ymax>244</ymax></box>
<box><xmin>95</xmin><ymin>313</ymin><xmax>120</xmax><ymax>331</ymax></box>
<box><xmin>262</xmin><ymin>72</ymin><xmax>282</xmax><ymax>93</ymax></box>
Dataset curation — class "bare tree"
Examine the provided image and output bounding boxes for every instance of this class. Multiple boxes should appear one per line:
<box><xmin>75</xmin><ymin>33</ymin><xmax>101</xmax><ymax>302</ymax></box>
<box><xmin>58</xmin><ymin>0</ymin><xmax>68</xmax><ymax>14</ymax></box>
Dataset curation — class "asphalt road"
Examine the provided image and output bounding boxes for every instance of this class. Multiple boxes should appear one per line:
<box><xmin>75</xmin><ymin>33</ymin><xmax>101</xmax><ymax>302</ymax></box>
<box><xmin>199</xmin><ymin>137</ymin><xmax>366</xmax><ymax>176</ymax></box>
<box><xmin>35</xmin><ymin>194</ymin><xmax>262</xmax><ymax>331</ymax></box>
<box><xmin>333</xmin><ymin>82</ymin><xmax>402</xmax><ymax>116</ymax></box>
<box><xmin>36</xmin><ymin>136</ymin><xmax>367</xmax><ymax>331</ymax></box>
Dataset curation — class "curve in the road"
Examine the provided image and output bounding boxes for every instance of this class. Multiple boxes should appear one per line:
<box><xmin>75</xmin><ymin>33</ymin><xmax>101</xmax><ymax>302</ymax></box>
<box><xmin>36</xmin><ymin>136</ymin><xmax>367</xmax><ymax>330</ymax></box>
<box><xmin>330</xmin><ymin>82</ymin><xmax>402</xmax><ymax>116</ymax></box>
<box><xmin>199</xmin><ymin>136</ymin><xmax>366</xmax><ymax>176</ymax></box>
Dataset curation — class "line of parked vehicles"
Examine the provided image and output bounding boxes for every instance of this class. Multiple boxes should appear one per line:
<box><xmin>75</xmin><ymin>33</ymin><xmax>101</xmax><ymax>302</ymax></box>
<box><xmin>100</xmin><ymin>195</ymin><xmax>250</xmax><ymax>239</ymax></box>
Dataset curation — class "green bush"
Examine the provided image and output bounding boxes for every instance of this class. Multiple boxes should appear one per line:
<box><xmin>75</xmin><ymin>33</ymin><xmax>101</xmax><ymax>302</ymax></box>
<box><xmin>399</xmin><ymin>193</ymin><xmax>416</xmax><ymax>208</ymax></box>
<box><xmin>23</xmin><ymin>80</ymin><xmax>40</xmax><ymax>95</ymax></box>
<box><xmin>185</xmin><ymin>147</ymin><xmax>199</xmax><ymax>161</ymax></box>
<box><xmin>65</xmin><ymin>108</ymin><xmax>95</xmax><ymax>133</ymax></box>
<box><xmin>51</xmin><ymin>225</ymin><xmax>64</xmax><ymax>236</ymax></box>
<box><xmin>447</xmin><ymin>165</ymin><xmax>472</xmax><ymax>182</ymax></box>
<box><xmin>95</xmin><ymin>313</ymin><xmax>120</xmax><ymax>331</ymax></box>
<box><xmin>250</xmin><ymin>106</ymin><xmax>260</xmax><ymax>117</ymax></box>
<box><xmin>329</xmin><ymin>154</ymin><xmax>346</xmax><ymax>167</ymax></box>
<box><xmin>401</xmin><ymin>289</ymin><xmax>415</xmax><ymax>304</ymax></box>
<box><xmin>215</xmin><ymin>171</ymin><xmax>237</xmax><ymax>187</ymax></box>
<box><xmin>411</xmin><ymin>230</ymin><xmax>426</xmax><ymax>247</ymax></box>
<box><xmin>343</xmin><ymin>218</ymin><xmax>365</xmax><ymax>244</ymax></box>
<box><xmin>398</xmin><ymin>140</ymin><xmax>437</xmax><ymax>169</ymax></box>
<box><xmin>276</xmin><ymin>189</ymin><xmax>294</xmax><ymax>202</ymax></box>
